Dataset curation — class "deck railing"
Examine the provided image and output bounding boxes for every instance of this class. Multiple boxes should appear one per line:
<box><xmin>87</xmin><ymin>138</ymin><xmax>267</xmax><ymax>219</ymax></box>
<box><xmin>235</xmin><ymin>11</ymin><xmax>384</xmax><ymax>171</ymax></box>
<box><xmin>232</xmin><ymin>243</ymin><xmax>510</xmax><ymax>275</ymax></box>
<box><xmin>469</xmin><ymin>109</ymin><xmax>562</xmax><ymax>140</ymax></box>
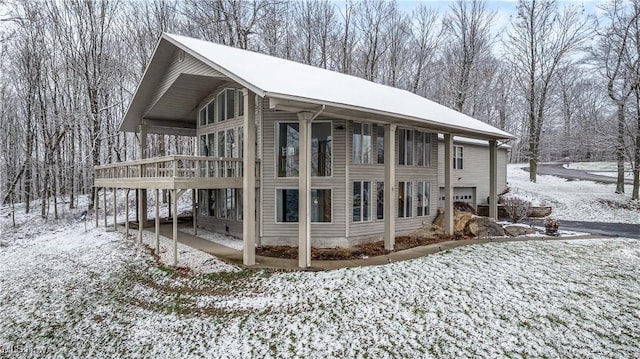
<box><xmin>95</xmin><ymin>155</ymin><xmax>259</xmax><ymax>180</ymax></box>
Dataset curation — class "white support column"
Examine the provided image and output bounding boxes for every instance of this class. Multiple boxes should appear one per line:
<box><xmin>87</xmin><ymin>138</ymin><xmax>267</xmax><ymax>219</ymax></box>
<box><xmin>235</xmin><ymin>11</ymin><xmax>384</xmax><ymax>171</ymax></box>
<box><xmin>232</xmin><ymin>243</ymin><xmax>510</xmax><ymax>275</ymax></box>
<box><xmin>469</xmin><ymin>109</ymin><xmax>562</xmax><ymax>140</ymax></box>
<box><xmin>489</xmin><ymin>140</ymin><xmax>498</xmax><ymax>219</ymax></box>
<box><xmin>138</xmin><ymin>188</ymin><xmax>144</xmax><ymax>243</ymax></box>
<box><xmin>172</xmin><ymin>189</ymin><xmax>178</xmax><ymax>267</ymax></box>
<box><xmin>94</xmin><ymin>187</ymin><xmax>99</xmax><ymax>227</ymax></box>
<box><xmin>125</xmin><ymin>189</ymin><xmax>130</xmax><ymax>237</ymax></box>
<box><xmin>103</xmin><ymin>188</ymin><xmax>107</xmax><ymax>227</ymax></box>
<box><xmin>138</xmin><ymin>125</ymin><xmax>148</xmax><ymax>230</ymax></box>
<box><xmin>298</xmin><ymin>112</ymin><xmax>313</xmax><ymax>268</ymax></box>
<box><xmin>192</xmin><ymin>189</ymin><xmax>197</xmax><ymax>236</ymax></box>
<box><xmin>113</xmin><ymin>188</ymin><xmax>117</xmax><ymax>231</ymax></box>
<box><xmin>155</xmin><ymin>188</ymin><xmax>160</xmax><ymax>254</ymax></box>
<box><xmin>384</xmin><ymin>124</ymin><xmax>397</xmax><ymax>250</ymax></box>
<box><xmin>242</xmin><ymin>89</ymin><xmax>257</xmax><ymax>266</ymax></box>
<box><xmin>443</xmin><ymin>134</ymin><xmax>454</xmax><ymax>234</ymax></box>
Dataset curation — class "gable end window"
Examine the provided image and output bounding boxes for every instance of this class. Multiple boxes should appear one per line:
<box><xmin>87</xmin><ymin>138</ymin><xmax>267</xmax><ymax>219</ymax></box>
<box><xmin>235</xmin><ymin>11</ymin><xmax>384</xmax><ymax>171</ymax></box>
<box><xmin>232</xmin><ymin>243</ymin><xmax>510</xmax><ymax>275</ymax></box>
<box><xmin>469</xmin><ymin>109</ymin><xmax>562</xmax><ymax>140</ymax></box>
<box><xmin>454</xmin><ymin>146</ymin><xmax>464</xmax><ymax>169</ymax></box>
<box><xmin>217</xmin><ymin>88</ymin><xmax>237</xmax><ymax>122</ymax></box>
<box><xmin>199</xmin><ymin>100</ymin><xmax>215</xmax><ymax>126</ymax></box>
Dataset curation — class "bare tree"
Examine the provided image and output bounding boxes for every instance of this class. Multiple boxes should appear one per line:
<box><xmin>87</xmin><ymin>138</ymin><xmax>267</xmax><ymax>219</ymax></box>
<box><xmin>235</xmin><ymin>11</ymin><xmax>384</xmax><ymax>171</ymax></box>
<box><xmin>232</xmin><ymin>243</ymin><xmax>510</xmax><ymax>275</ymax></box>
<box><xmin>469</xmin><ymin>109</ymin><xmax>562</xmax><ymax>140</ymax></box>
<box><xmin>505</xmin><ymin>0</ymin><xmax>591</xmax><ymax>182</ymax></box>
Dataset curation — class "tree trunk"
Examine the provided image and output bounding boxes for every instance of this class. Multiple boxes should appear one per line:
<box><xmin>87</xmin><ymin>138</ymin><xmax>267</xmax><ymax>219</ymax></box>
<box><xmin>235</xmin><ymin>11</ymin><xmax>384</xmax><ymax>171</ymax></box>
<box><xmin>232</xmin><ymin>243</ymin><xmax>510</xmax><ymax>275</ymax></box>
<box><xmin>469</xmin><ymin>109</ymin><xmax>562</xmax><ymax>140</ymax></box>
<box><xmin>616</xmin><ymin>104</ymin><xmax>625</xmax><ymax>194</ymax></box>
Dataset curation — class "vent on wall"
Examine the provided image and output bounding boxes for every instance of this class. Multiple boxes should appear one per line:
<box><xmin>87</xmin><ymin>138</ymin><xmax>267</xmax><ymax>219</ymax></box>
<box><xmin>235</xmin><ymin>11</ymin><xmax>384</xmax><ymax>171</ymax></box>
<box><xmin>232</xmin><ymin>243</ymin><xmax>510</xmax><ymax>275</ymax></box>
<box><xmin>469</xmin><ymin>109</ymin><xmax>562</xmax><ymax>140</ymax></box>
<box><xmin>178</xmin><ymin>50</ymin><xmax>185</xmax><ymax>62</ymax></box>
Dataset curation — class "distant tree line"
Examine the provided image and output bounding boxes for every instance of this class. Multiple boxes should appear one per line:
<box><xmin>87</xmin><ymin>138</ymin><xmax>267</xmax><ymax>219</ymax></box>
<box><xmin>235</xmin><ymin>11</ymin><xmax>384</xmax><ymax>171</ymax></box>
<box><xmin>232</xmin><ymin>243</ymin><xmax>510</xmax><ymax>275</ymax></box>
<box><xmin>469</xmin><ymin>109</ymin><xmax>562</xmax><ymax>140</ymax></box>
<box><xmin>0</xmin><ymin>0</ymin><xmax>638</xmax><ymax>218</ymax></box>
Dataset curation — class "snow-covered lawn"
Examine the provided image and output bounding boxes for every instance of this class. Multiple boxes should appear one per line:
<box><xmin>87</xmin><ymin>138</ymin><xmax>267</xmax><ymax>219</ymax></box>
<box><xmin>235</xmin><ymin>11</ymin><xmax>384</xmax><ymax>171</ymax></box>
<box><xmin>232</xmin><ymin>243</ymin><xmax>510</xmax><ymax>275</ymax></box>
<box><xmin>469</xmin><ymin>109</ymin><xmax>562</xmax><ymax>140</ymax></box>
<box><xmin>508</xmin><ymin>164</ymin><xmax>639</xmax><ymax>224</ymax></box>
<box><xmin>1</xmin><ymin>217</ymin><xmax>639</xmax><ymax>357</ymax></box>
<box><xmin>587</xmin><ymin>171</ymin><xmax>634</xmax><ymax>179</ymax></box>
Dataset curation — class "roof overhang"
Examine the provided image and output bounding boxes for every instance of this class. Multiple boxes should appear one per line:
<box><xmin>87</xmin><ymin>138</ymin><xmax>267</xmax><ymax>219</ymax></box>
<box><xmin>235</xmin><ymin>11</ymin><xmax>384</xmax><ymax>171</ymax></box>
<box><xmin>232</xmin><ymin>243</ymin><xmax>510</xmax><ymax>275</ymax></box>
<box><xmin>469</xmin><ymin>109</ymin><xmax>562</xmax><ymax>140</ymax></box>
<box><xmin>268</xmin><ymin>94</ymin><xmax>514</xmax><ymax>141</ymax></box>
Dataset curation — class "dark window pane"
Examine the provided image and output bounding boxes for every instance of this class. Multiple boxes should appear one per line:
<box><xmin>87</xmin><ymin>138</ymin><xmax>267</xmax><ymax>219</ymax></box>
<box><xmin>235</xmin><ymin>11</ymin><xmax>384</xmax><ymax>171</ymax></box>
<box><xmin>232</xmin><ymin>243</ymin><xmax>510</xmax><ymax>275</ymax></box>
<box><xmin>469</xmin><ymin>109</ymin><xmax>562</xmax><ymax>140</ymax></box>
<box><xmin>238</xmin><ymin>90</ymin><xmax>244</xmax><ymax>117</ymax></box>
<box><xmin>377</xmin><ymin>125</ymin><xmax>384</xmax><ymax>164</ymax></box>
<box><xmin>311</xmin><ymin>189</ymin><xmax>331</xmax><ymax>222</ymax></box>
<box><xmin>278</xmin><ymin>123</ymin><xmax>299</xmax><ymax>177</ymax></box>
<box><xmin>377</xmin><ymin>182</ymin><xmax>384</xmax><ymax>220</ymax></box>
<box><xmin>363</xmin><ymin>181</ymin><xmax>370</xmax><ymax>221</ymax></box>
<box><xmin>353</xmin><ymin>182</ymin><xmax>361</xmax><ymax>222</ymax></box>
<box><xmin>353</xmin><ymin>122</ymin><xmax>362</xmax><ymax>164</ymax></box>
<box><xmin>398</xmin><ymin>129</ymin><xmax>405</xmax><ymax>165</ymax></box>
<box><xmin>312</xmin><ymin>123</ymin><xmax>332</xmax><ymax>176</ymax></box>
<box><xmin>277</xmin><ymin>189</ymin><xmax>299</xmax><ymax>222</ymax></box>
<box><xmin>226</xmin><ymin>89</ymin><xmax>234</xmax><ymax>119</ymax></box>
<box><xmin>207</xmin><ymin>101</ymin><xmax>215</xmax><ymax>124</ymax></box>
<box><xmin>217</xmin><ymin>91</ymin><xmax>225</xmax><ymax>121</ymax></box>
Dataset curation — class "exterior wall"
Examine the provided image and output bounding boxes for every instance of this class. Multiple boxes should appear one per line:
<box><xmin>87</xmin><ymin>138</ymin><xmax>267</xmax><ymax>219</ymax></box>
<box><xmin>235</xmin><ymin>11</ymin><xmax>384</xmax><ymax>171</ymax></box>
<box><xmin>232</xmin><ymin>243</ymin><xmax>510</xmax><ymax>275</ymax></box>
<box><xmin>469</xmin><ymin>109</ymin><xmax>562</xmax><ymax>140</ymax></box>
<box><xmin>436</xmin><ymin>140</ymin><xmax>508</xmax><ymax>207</ymax></box>
<box><xmin>260</xmin><ymin>98</ymin><xmax>348</xmax><ymax>247</ymax></box>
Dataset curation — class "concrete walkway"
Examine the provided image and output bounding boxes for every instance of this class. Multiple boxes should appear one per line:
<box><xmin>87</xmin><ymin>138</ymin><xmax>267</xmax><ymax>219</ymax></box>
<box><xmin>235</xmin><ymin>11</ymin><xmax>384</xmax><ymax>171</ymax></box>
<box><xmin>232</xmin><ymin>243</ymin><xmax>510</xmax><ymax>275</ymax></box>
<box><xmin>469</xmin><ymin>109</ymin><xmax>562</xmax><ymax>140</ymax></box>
<box><xmin>153</xmin><ymin>224</ymin><xmax>606</xmax><ymax>271</ymax></box>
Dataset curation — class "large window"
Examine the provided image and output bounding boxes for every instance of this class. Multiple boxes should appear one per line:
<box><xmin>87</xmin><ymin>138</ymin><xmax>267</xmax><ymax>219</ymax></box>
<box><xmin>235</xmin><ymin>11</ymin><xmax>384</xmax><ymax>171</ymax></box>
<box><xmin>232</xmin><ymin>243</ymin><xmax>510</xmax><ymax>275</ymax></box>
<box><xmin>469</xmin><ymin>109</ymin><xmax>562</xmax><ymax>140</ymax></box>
<box><xmin>312</xmin><ymin>123</ymin><xmax>332</xmax><ymax>176</ymax></box>
<box><xmin>277</xmin><ymin>123</ymin><xmax>299</xmax><ymax>177</ymax></box>
<box><xmin>376</xmin><ymin>125</ymin><xmax>384</xmax><ymax>164</ymax></box>
<box><xmin>417</xmin><ymin>181</ymin><xmax>431</xmax><ymax>217</ymax></box>
<box><xmin>352</xmin><ymin>122</ymin><xmax>372</xmax><ymax>164</ymax></box>
<box><xmin>352</xmin><ymin>181</ymin><xmax>371</xmax><ymax>222</ymax></box>
<box><xmin>398</xmin><ymin>181</ymin><xmax>412</xmax><ymax>218</ymax></box>
<box><xmin>398</xmin><ymin>128</ymin><xmax>413</xmax><ymax>165</ymax></box>
<box><xmin>416</xmin><ymin>131</ymin><xmax>432</xmax><ymax>167</ymax></box>
<box><xmin>206</xmin><ymin>189</ymin><xmax>242</xmax><ymax>220</ymax></box>
<box><xmin>277</xmin><ymin>122</ymin><xmax>332</xmax><ymax>177</ymax></box>
<box><xmin>276</xmin><ymin>189</ymin><xmax>332</xmax><ymax>223</ymax></box>
<box><xmin>454</xmin><ymin>146</ymin><xmax>464</xmax><ymax>169</ymax></box>
<box><xmin>376</xmin><ymin>182</ymin><xmax>384</xmax><ymax>220</ymax></box>
<box><xmin>217</xmin><ymin>89</ymin><xmax>236</xmax><ymax>122</ymax></box>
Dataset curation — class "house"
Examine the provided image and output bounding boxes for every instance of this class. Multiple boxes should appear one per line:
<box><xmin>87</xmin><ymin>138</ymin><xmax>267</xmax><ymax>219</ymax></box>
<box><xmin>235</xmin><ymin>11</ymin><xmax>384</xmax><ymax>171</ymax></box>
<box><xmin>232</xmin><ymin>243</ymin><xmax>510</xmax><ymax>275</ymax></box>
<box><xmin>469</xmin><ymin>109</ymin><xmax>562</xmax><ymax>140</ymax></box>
<box><xmin>94</xmin><ymin>33</ymin><xmax>514</xmax><ymax>268</ymax></box>
<box><xmin>436</xmin><ymin>136</ymin><xmax>510</xmax><ymax>209</ymax></box>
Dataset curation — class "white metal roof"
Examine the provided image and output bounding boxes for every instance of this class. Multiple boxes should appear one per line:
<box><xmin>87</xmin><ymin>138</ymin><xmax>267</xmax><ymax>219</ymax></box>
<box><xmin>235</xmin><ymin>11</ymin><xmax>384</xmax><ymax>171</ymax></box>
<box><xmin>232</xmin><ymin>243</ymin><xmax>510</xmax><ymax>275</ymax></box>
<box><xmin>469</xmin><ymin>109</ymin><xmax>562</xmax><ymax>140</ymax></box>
<box><xmin>157</xmin><ymin>33</ymin><xmax>513</xmax><ymax>140</ymax></box>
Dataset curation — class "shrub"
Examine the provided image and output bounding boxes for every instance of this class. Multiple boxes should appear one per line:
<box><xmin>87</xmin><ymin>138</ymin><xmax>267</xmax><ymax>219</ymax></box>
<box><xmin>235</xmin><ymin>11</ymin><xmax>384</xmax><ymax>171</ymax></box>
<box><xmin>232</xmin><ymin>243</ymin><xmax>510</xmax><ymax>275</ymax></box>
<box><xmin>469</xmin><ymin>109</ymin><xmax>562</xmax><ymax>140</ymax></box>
<box><xmin>501</xmin><ymin>195</ymin><xmax>532</xmax><ymax>223</ymax></box>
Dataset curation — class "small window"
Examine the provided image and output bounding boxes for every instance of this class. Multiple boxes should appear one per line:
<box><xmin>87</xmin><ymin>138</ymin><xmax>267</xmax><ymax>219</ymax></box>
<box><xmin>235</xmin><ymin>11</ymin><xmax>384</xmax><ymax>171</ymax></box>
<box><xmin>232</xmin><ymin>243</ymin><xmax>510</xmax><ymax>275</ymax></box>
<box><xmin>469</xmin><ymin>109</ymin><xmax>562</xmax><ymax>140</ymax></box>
<box><xmin>398</xmin><ymin>181</ymin><xmax>412</xmax><ymax>218</ymax></box>
<box><xmin>238</xmin><ymin>90</ymin><xmax>244</xmax><ymax>117</ymax></box>
<box><xmin>353</xmin><ymin>181</ymin><xmax>371</xmax><ymax>222</ymax></box>
<box><xmin>207</xmin><ymin>101</ymin><xmax>215</xmax><ymax>124</ymax></box>
<box><xmin>199</xmin><ymin>108</ymin><xmax>206</xmax><ymax>126</ymax></box>
<box><xmin>454</xmin><ymin>146</ymin><xmax>464</xmax><ymax>169</ymax></box>
<box><xmin>417</xmin><ymin>181</ymin><xmax>431</xmax><ymax>217</ymax></box>
<box><xmin>398</xmin><ymin>128</ymin><xmax>413</xmax><ymax>165</ymax></box>
<box><xmin>311</xmin><ymin>189</ymin><xmax>332</xmax><ymax>222</ymax></box>
<box><xmin>376</xmin><ymin>182</ymin><xmax>384</xmax><ymax>220</ymax></box>
<box><xmin>416</xmin><ymin>131</ymin><xmax>432</xmax><ymax>167</ymax></box>
<box><xmin>312</xmin><ymin>123</ymin><xmax>332</xmax><ymax>176</ymax></box>
<box><xmin>352</xmin><ymin>122</ymin><xmax>371</xmax><ymax>164</ymax></box>
<box><xmin>277</xmin><ymin>123</ymin><xmax>300</xmax><ymax>177</ymax></box>
<box><xmin>376</xmin><ymin>125</ymin><xmax>384</xmax><ymax>164</ymax></box>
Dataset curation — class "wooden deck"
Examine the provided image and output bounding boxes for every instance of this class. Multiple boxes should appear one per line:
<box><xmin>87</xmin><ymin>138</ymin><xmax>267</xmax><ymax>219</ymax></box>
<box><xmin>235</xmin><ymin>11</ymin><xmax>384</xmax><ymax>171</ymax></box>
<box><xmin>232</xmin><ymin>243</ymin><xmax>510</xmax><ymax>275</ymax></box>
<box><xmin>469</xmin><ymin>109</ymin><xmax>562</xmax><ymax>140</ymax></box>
<box><xmin>94</xmin><ymin>155</ymin><xmax>259</xmax><ymax>189</ymax></box>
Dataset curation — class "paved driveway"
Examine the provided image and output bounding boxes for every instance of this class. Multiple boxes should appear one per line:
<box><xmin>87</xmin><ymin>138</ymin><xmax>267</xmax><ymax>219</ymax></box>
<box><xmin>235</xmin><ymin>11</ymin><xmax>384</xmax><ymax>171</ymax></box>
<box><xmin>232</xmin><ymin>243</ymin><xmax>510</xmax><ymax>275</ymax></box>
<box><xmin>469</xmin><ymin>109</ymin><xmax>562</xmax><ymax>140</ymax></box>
<box><xmin>524</xmin><ymin>219</ymin><xmax>639</xmax><ymax>239</ymax></box>
<box><xmin>526</xmin><ymin>163</ymin><xmax>634</xmax><ymax>185</ymax></box>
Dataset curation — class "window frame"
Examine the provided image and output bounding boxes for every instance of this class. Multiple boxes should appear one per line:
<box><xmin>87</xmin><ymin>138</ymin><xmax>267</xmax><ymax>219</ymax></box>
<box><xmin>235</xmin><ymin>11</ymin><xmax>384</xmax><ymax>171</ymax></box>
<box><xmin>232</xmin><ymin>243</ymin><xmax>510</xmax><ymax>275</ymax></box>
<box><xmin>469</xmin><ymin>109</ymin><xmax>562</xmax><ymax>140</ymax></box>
<box><xmin>352</xmin><ymin>180</ymin><xmax>371</xmax><ymax>223</ymax></box>
<box><xmin>454</xmin><ymin>145</ymin><xmax>464</xmax><ymax>169</ymax></box>
<box><xmin>275</xmin><ymin>188</ymin><xmax>333</xmax><ymax>224</ymax></box>
<box><xmin>352</xmin><ymin>122</ymin><xmax>372</xmax><ymax>164</ymax></box>
<box><xmin>398</xmin><ymin>128</ymin><xmax>414</xmax><ymax>165</ymax></box>
<box><xmin>398</xmin><ymin>181</ymin><xmax>413</xmax><ymax>218</ymax></box>
<box><xmin>417</xmin><ymin>181</ymin><xmax>431</xmax><ymax>217</ymax></box>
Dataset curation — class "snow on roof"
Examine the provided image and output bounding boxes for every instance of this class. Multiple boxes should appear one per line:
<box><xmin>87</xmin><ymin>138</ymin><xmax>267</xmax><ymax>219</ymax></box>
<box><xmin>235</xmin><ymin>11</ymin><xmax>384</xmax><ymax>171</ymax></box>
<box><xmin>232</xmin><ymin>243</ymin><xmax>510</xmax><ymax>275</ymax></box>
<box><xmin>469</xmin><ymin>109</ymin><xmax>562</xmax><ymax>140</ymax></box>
<box><xmin>163</xmin><ymin>33</ymin><xmax>513</xmax><ymax>140</ymax></box>
<box><xmin>436</xmin><ymin>134</ymin><xmax>512</xmax><ymax>149</ymax></box>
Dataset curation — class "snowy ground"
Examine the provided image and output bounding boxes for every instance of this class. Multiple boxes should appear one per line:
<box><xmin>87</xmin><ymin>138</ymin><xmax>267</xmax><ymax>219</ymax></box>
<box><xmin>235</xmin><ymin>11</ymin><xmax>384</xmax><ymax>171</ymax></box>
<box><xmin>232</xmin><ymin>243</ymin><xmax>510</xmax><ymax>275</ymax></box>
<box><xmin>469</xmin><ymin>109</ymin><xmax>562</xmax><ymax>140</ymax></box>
<box><xmin>564</xmin><ymin>161</ymin><xmax>632</xmax><ymax>171</ymax></box>
<box><xmin>1</xmin><ymin>219</ymin><xmax>639</xmax><ymax>357</ymax></box>
<box><xmin>507</xmin><ymin>164</ymin><xmax>639</xmax><ymax>224</ymax></box>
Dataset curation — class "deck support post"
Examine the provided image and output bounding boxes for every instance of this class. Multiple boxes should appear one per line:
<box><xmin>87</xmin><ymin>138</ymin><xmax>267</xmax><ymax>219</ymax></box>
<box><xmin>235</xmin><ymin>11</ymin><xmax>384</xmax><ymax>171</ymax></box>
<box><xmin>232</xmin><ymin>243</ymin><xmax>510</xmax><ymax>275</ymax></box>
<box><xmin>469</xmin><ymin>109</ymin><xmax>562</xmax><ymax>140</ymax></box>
<box><xmin>444</xmin><ymin>134</ymin><xmax>454</xmax><ymax>234</ymax></box>
<box><xmin>172</xmin><ymin>189</ymin><xmax>178</xmax><ymax>267</ymax></box>
<box><xmin>138</xmin><ymin>188</ymin><xmax>144</xmax><ymax>243</ymax></box>
<box><xmin>125</xmin><ymin>189</ymin><xmax>130</xmax><ymax>237</ymax></box>
<box><xmin>243</xmin><ymin>89</ymin><xmax>256</xmax><ymax>266</ymax></box>
<box><xmin>192</xmin><ymin>189</ymin><xmax>197</xmax><ymax>236</ymax></box>
<box><xmin>138</xmin><ymin>125</ymin><xmax>148</xmax><ymax>233</ymax></box>
<box><xmin>103</xmin><ymin>188</ymin><xmax>107</xmax><ymax>227</ymax></box>
<box><xmin>384</xmin><ymin>124</ymin><xmax>397</xmax><ymax>250</ymax></box>
<box><xmin>113</xmin><ymin>188</ymin><xmax>117</xmax><ymax>231</ymax></box>
<box><xmin>94</xmin><ymin>187</ymin><xmax>99</xmax><ymax>227</ymax></box>
<box><xmin>489</xmin><ymin>140</ymin><xmax>498</xmax><ymax>219</ymax></box>
<box><xmin>298</xmin><ymin>112</ymin><xmax>313</xmax><ymax>268</ymax></box>
<box><xmin>155</xmin><ymin>189</ymin><xmax>160</xmax><ymax>254</ymax></box>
